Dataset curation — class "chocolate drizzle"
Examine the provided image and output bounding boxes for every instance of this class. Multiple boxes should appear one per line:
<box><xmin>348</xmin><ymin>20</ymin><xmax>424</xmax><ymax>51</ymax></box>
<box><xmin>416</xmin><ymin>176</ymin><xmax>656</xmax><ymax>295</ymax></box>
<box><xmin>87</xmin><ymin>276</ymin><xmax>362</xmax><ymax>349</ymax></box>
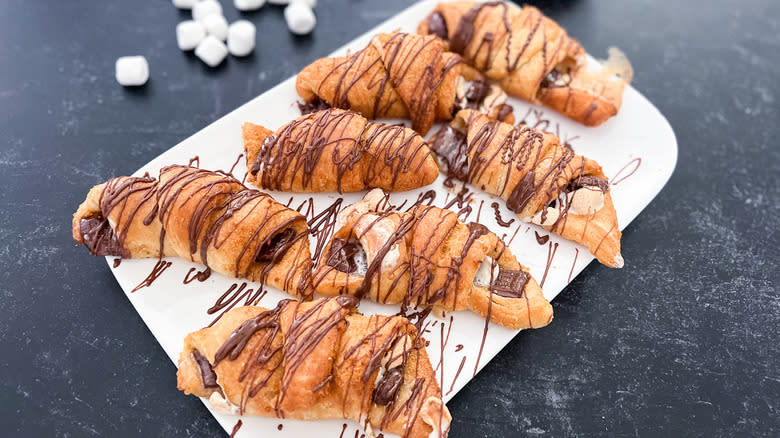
<box><xmin>490</xmin><ymin>202</ymin><xmax>514</xmax><ymax>227</ymax></box>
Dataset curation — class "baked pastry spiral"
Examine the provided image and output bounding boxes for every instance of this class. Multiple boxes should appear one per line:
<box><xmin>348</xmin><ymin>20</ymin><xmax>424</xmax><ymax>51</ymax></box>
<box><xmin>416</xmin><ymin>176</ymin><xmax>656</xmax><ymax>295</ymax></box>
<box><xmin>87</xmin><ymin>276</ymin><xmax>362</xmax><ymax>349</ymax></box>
<box><xmin>72</xmin><ymin>165</ymin><xmax>313</xmax><ymax>298</ymax></box>
<box><xmin>296</xmin><ymin>31</ymin><xmax>515</xmax><ymax>135</ymax></box>
<box><xmin>429</xmin><ymin>109</ymin><xmax>623</xmax><ymax>268</ymax></box>
<box><xmin>313</xmin><ymin>189</ymin><xmax>553</xmax><ymax>330</ymax></box>
<box><xmin>243</xmin><ymin>108</ymin><xmax>441</xmax><ymax>193</ymax></box>
<box><xmin>177</xmin><ymin>296</ymin><xmax>451</xmax><ymax>438</ymax></box>
<box><xmin>418</xmin><ymin>1</ymin><xmax>632</xmax><ymax>126</ymax></box>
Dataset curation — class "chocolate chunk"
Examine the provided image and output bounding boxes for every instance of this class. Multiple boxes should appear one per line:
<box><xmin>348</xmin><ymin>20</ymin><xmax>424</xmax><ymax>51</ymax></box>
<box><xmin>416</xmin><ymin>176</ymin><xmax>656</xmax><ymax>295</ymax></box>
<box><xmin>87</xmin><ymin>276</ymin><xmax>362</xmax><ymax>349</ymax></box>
<box><xmin>255</xmin><ymin>228</ymin><xmax>296</xmax><ymax>264</ymax></box>
<box><xmin>192</xmin><ymin>349</ymin><xmax>219</xmax><ymax>388</ymax></box>
<box><xmin>465</xmin><ymin>79</ymin><xmax>489</xmax><ymax>105</ymax></box>
<box><xmin>571</xmin><ymin>175</ymin><xmax>609</xmax><ymax>192</ymax></box>
<box><xmin>427</xmin><ymin>12</ymin><xmax>448</xmax><ymax>40</ymax></box>
<box><xmin>79</xmin><ymin>216</ymin><xmax>127</xmax><ymax>257</ymax></box>
<box><xmin>490</xmin><ymin>269</ymin><xmax>530</xmax><ymax>298</ymax></box>
<box><xmin>373</xmin><ymin>366</ymin><xmax>404</xmax><ymax>405</ymax></box>
<box><xmin>497</xmin><ymin>103</ymin><xmax>513</xmax><ymax>121</ymax></box>
<box><xmin>430</xmin><ymin>125</ymin><xmax>469</xmax><ymax>181</ymax></box>
<box><xmin>505</xmin><ymin>171</ymin><xmax>536</xmax><ymax>213</ymax></box>
<box><xmin>297</xmin><ymin>97</ymin><xmax>331</xmax><ymax>115</ymax></box>
<box><xmin>327</xmin><ymin>238</ymin><xmax>366</xmax><ymax>274</ymax></box>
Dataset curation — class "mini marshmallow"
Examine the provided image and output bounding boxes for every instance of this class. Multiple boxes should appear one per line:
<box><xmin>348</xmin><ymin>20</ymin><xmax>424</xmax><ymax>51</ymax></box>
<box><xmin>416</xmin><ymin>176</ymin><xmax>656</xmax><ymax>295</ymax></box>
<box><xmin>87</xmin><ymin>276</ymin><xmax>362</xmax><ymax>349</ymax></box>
<box><xmin>202</xmin><ymin>14</ymin><xmax>228</xmax><ymax>40</ymax></box>
<box><xmin>227</xmin><ymin>20</ymin><xmax>256</xmax><ymax>56</ymax></box>
<box><xmin>284</xmin><ymin>1</ymin><xmax>316</xmax><ymax>35</ymax></box>
<box><xmin>115</xmin><ymin>56</ymin><xmax>149</xmax><ymax>86</ymax></box>
<box><xmin>176</xmin><ymin>20</ymin><xmax>206</xmax><ymax>50</ymax></box>
<box><xmin>172</xmin><ymin>0</ymin><xmax>197</xmax><ymax>9</ymax></box>
<box><xmin>195</xmin><ymin>35</ymin><xmax>228</xmax><ymax>67</ymax></box>
<box><xmin>192</xmin><ymin>0</ymin><xmax>223</xmax><ymax>22</ymax></box>
<box><xmin>234</xmin><ymin>0</ymin><xmax>266</xmax><ymax>10</ymax></box>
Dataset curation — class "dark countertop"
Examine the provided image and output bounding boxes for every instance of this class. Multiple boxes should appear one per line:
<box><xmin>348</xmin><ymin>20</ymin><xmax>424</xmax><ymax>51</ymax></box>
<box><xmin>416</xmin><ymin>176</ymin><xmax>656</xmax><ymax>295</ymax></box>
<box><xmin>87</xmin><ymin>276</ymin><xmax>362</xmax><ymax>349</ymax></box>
<box><xmin>1</xmin><ymin>0</ymin><xmax>777</xmax><ymax>436</ymax></box>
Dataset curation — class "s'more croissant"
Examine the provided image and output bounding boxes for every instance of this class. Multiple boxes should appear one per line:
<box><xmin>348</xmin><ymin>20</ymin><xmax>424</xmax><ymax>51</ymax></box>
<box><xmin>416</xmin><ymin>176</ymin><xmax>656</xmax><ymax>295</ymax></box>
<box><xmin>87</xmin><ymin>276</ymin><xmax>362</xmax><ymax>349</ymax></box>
<box><xmin>296</xmin><ymin>31</ymin><xmax>515</xmax><ymax>135</ymax></box>
<box><xmin>243</xmin><ymin>108</ymin><xmax>439</xmax><ymax>193</ymax></box>
<box><xmin>313</xmin><ymin>189</ymin><xmax>553</xmax><ymax>330</ymax></box>
<box><xmin>177</xmin><ymin>296</ymin><xmax>451</xmax><ymax>438</ymax></box>
<box><xmin>419</xmin><ymin>1</ymin><xmax>633</xmax><ymax>126</ymax></box>
<box><xmin>430</xmin><ymin>109</ymin><xmax>623</xmax><ymax>268</ymax></box>
<box><xmin>72</xmin><ymin>165</ymin><xmax>313</xmax><ymax>298</ymax></box>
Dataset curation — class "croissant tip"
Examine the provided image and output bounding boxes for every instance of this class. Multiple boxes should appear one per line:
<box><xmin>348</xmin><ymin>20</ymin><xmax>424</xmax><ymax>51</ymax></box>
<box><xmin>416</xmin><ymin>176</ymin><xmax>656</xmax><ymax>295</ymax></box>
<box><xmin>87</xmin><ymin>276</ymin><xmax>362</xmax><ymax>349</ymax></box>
<box><xmin>613</xmin><ymin>253</ymin><xmax>624</xmax><ymax>269</ymax></box>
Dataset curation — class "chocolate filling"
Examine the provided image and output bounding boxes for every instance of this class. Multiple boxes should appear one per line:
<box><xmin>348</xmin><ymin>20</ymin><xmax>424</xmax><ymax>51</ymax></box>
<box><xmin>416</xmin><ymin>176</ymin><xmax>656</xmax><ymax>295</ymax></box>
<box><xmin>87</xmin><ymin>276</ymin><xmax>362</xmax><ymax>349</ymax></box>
<box><xmin>192</xmin><ymin>349</ymin><xmax>219</xmax><ymax>388</ymax></box>
<box><xmin>505</xmin><ymin>171</ymin><xmax>536</xmax><ymax>213</ymax></box>
<box><xmin>297</xmin><ymin>97</ymin><xmax>331</xmax><ymax>115</ymax></box>
<box><xmin>540</xmin><ymin>68</ymin><xmax>574</xmax><ymax>89</ymax></box>
<box><xmin>430</xmin><ymin>125</ymin><xmax>469</xmax><ymax>181</ymax></box>
<box><xmin>490</xmin><ymin>269</ymin><xmax>530</xmax><ymax>298</ymax></box>
<box><xmin>255</xmin><ymin>228</ymin><xmax>296</xmax><ymax>264</ymax></box>
<box><xmin>427</xmin><ymin>12</ymin><xmax>448</xmax><ymax>40</ymax></box>
<box><xmin>327</xmin><ymin>238</ymin><xmax>366</xmax><ymax>274</ymax></box>
<box><xmin>570</xmin><ymin>175</ymin><xmax>609</xmax><ymax>192</ymax></box>
<box><xmin>79</xmin><ymin>216</ymin><xmax>127</xmax><ymax>257</ymax></box>
<box><xmin>497</xmin><ymin>103</ymin><xmax>513</xmax><ymax>121</ymax></box>
<box><xmin>373</xmin><ymin>366</ymin><xmax>404</xmax><ymax>405</ymax></box>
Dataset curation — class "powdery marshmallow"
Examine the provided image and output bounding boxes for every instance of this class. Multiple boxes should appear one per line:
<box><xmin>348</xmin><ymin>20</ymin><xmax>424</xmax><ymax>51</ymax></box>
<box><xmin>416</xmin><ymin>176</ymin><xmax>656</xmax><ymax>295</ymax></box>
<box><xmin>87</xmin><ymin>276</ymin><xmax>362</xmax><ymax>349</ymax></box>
<box><xmin>195</xmin><ymin>35</ymin><xmax>228</xmax><ymax>67</ymax></box>
<box><xmin>115</xmin><ymin>56</ymin><xmax>149</xmax><ymax>86</ymax></box>
<box><xmin>202</xmin><ymin>14</ymin><xmax>228</xmax><ymax>40</ymax></box>
<box><xmin>172</xmin><ymin>0</ymin><xmax>197</xmax><ymax>9</ymax></box>
<box><xmin>284</xmin><ymin>1</ymin><xmax>316</xmax><ymax>35</ymax></box>
<box><xmin>227</xmin><ymin>20</ymin><xmax>256</xmax><ymax>57</ymax></box>
<box><xmin>192</xmin><ymin>0</ymin><xmax>223</xmax><ymax>22</ymax></box>
<box><xmin>176</xmin><ymin>20</ymin><xmax>206</xmax><ymax>50</ymax></box>
<box><xmin>234</xmin><ymin>0</ymin><xmax>266</xmax><ymax>10</ymax></box>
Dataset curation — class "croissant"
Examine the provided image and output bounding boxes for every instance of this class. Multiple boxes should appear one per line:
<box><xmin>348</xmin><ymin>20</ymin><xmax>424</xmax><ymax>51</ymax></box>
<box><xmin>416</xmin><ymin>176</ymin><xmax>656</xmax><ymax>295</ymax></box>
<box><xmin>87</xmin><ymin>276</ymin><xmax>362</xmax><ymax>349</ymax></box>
<box><xmin>430</xmin><ymin>109</ymin><xmax>623</xmax><ymax>268</ymax></box>
<box><xmin>418</xmin><ymin>1</ymin><xmax>633</xmax><ymax>126</ymax></box>
<box><xmin>243</xmin><ymin>108</ymin><xmax>440</xmax><ymax>193</ymax></box>
<box><xmin>177</xmin><ymin>296</ymin><xmax>451</xmax><ymax>438</ymax></box>
<box><xmin>72</xmin><ymin>165</ymin><xmax>313</xmax><ymax>298</ymax></box>
<box><xmin>312</xmin><ymin>189</ymin><xmax>553</xmax><ymax>330</ymax></box>
<box><xmin>295</xmin><ymin>31</ymin><xmax>515</xmax><ymax>135</ymax></box>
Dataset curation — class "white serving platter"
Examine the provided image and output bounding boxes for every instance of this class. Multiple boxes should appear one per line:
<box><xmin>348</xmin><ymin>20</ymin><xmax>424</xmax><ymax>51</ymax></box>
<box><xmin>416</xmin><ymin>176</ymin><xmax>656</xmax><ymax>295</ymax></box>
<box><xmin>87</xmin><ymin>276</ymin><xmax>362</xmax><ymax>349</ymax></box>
<box><xmin>105</xmin><ymin>1</ymin><xmax>677</xmax><ymax>436</ymax></box>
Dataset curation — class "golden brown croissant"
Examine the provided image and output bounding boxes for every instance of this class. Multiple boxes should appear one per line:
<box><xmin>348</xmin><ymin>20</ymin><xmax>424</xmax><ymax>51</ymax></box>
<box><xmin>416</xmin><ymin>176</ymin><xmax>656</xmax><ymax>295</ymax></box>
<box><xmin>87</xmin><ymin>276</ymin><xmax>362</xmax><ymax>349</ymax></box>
<box><xmin>312</xmin><ymin>189</ymin><xmax>553</xmax><ymax>330</ymax></box>
<box><xmin>430</xmin><ymin>109</ymin><xmax>623</xmax><ymax>268</ymax></box>
<box><xmin>243</xmin><ymin>108</ymin><xmax>440</xmax><ymax>193</ymax></box>
<box><xmin>177</xmin><ymin>296</ymin><xmax>451</xmax><ymax>438</ymax></box>
<box><xmin>295</xmin><ymin>31</ymin><xmax>515</xmax><ymax>135</ymax></box>
<box><xmin>72</xmin><ymin>165</ymin><xmax>313</xmax><ymax>298</ymax></box>
<box><xmin>418</xmin><ymin>1</ymin><xmax>632</xmax><ymax>126</ymax></box>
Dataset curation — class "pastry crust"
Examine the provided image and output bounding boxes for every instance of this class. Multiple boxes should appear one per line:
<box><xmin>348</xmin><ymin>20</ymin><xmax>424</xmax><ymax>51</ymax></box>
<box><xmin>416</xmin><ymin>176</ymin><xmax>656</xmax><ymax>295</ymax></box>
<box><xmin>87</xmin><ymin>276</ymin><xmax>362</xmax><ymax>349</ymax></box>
<box><xmin>313</xmin><ymin>190</ymin><xmax>553</xmax><ymax>330</ymax></box>
<box><xmin>177</xmin><ymin>297</ymin><xmax>451</xmax><ymax>438</ymax></box>
<box><xmin>418</xmin><ymin>1</ymin><xmax>631</xmax><ymax>126</ymax></box>
<box><xmin>243</xmin><ymin>109</ymin><xmax>439</xmax><ymax>193</ymax></box>
<box><xmin>72</xmin><ymin>165</ymin><xmax>313</xmax><ymax>298</ymax></box>
<box><xmin>430</xmin><ymin>109</ymin><xmax>623</xmax><ymax>268</ymax></box>
<box><xmin>296</xmin><ymin>31</ymin><xmax>514</xmax><ymax>134</ymax></box>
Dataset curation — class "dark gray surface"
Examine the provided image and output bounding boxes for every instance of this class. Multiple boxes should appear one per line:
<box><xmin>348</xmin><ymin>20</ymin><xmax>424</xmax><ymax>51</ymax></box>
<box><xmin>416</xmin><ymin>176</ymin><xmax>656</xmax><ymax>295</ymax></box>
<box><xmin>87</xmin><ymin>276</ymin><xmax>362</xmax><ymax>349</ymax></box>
<box><xmin>1</xmin><ymin>0</ymin><xmax>778</xmax><ymax>436</ymax></box>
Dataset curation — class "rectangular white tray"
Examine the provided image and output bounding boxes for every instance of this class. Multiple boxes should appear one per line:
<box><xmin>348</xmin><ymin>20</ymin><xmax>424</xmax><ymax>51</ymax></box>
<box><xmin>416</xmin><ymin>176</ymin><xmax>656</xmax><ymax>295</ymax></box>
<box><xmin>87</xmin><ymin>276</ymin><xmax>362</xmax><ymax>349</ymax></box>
<box><xmin>107</xmin><ymin>1</ymin><xmax>676</xmax><ymax>436</ymax></box>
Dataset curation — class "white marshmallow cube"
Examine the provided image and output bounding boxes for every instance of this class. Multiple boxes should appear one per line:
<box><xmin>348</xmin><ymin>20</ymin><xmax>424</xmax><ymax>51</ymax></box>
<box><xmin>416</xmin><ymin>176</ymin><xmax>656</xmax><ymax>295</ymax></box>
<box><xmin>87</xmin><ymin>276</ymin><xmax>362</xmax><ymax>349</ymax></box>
<box><xmin>202</xmin><ymin>14</ymin><xmax>228</xmax><ymax>40</ymax></box>
<box><xmin>234</xmin><ymin>0</ymin><xmax>266</xmax><ymax>10</ymax></box>
<box><xmin>172</xmin><ymin>0</ymin><xmax>198</xmax><ymax>9</ymax></box>
<box><xmin>284</xmin><ymin>2</ymin><xmax>316</xmax><ymax>35</ymax></box>
<box><xmin>176</xmin><ymin>20</ymin><xmax>206</xmax><ymax>50</ymax></box>
<box><xmin>115</xmin><ymin>56</ymin><xmax>149</xmax><ymax>86</ymax></box>
<box><xmin>192</xmin><ymin>0</ymin><xmax>223</xmax><ymax>22</ymax></box>
<box><xmin>195</xmin><ymin>35</ymin><xmax>228</xmax><ymax>67</ymax></box>
<box><xmin>227</xmin><ymin>20</ymin><xmax>256</xmax><ymax>57</ymax></box>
